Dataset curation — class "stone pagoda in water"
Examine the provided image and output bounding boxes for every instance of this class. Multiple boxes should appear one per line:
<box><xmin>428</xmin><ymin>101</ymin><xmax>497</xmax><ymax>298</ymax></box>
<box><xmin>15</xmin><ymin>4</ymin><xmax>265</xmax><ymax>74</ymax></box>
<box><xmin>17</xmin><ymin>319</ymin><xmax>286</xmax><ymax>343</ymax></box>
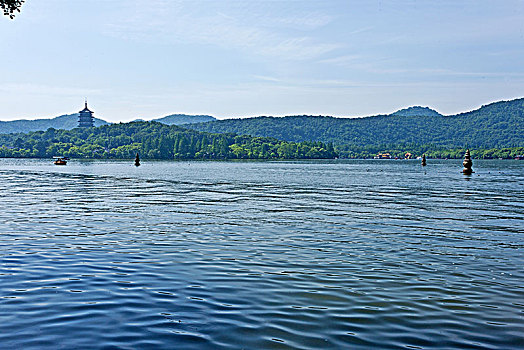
<box><xmin>462</xmin><ymin>149</ymin><xmax>474</xmax><ymax>174</ymax></box>
<box><xmin>78</xmin><ymin>100</ymin><xmax>94</xmax><ymax>127</ymax></box>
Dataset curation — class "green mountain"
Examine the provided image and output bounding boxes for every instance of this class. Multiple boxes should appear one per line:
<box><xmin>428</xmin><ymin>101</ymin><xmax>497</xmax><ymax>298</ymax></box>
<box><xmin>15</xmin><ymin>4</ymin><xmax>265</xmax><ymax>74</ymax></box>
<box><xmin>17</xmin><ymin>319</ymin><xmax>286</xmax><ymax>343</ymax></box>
<box><xmin>1</xmin><ymin>98</ymin><xmax>522</xmax><ymax>159</ymax></box>
<box><xmin>151</xmin><ymin>114</ymin><xmax>216</xmax><ymax>125</ymax></box>
<box><xmin>187</xmin><ymin>98</ymin><xmax>524</xmax><ymax>149</ymax></box>
<box><xmin>0</xmin><ymin>114</ymin><xmax>108</xmax><ymax>134</ymax></box>
<box><xmin>391</xmin><ymin>106</ymin><xmax>442</xmax><ymax>117</ymax></box>
<box><xmin>0</xmin><ymin>121</ymin><xmax>336</xmax><ymax>160</ymax></box>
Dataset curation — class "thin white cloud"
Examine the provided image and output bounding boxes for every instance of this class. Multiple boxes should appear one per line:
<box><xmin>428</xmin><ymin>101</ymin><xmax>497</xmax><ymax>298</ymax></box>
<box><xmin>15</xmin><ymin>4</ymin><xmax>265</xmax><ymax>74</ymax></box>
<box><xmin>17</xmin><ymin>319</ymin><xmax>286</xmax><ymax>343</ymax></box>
<box><xmin>258</xmin><ymin>37</ymin><xmax>341</xmax><ymax>60</ymax></box>
<box><xmin>319</xmin><ymin>55</ymin><xmax>361</xmax><ymax>66</ymax></box>
<box><xmin>319</xmin><ymin>53</ymin><xmax>524</xmax><ymax>78</ymax></box>
<box><xmin>269</xmin><ymin>12</ymin><xmax>333</xmax><ymax>29</ymax></box>
<box><xmin>347</xmin><ymin>26</ymin><xmax>374</xmax><ymax>35</ymax></box>
<box><xmin>103</xmin><ymin>1</ymin><xmax>339</xmax><ymax>60</ymax></box>
<box><xmin>252</xmin><ymin>75</ymin><xmax>281</xmax><ymax>82</ymax></box>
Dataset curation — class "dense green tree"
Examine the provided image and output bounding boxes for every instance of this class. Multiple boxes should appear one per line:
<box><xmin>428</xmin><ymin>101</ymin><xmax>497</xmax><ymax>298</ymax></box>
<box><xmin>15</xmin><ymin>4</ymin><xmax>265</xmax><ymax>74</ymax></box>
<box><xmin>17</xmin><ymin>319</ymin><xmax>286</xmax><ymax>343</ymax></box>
<box><xmin>0</xmin><ymin>121</ymin><xmax>339</xmax><ymax>160</ymax></box>
<box><xmin>1</xmin><ymin>0</ymin><xmax>24</xmax><ymax>19</ymax></box>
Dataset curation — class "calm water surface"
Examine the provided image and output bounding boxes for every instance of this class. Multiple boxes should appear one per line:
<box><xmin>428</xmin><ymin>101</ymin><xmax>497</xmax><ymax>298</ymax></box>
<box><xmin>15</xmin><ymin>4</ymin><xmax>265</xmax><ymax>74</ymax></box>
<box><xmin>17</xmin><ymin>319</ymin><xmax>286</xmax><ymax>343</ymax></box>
<box><xmin>0</xmin><ymin>159</ymin><xmax>523</xmax><ymax>349</ymax></box>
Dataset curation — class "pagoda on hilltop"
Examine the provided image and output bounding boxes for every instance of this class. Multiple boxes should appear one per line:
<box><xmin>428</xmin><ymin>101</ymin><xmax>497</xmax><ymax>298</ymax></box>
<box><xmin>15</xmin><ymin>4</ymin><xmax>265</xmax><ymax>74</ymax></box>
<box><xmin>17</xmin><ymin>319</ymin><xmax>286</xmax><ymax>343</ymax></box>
<box><xmin>78</xmin><ymin>100</ymin><xmax>94</xmax><ymax>127</ymax></box>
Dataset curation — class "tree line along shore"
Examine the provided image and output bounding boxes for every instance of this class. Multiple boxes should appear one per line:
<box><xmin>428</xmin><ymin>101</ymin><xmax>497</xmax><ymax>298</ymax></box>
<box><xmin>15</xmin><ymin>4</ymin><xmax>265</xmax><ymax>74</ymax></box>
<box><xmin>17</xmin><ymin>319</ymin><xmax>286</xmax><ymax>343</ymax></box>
<box><xmin>0</xmin><ymin>121</ymin><xmax>522</xmax><ymax>160</ymax></box>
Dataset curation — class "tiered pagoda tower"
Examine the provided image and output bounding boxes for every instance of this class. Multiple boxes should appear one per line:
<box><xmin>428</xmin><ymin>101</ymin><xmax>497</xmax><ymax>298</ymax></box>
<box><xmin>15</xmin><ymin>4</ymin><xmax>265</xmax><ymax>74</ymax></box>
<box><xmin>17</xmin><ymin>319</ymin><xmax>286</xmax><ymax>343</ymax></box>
<box><xmin>78</xmin><ymin>100</ymin><xmax>94</xmax><ymax>127</ymax></box>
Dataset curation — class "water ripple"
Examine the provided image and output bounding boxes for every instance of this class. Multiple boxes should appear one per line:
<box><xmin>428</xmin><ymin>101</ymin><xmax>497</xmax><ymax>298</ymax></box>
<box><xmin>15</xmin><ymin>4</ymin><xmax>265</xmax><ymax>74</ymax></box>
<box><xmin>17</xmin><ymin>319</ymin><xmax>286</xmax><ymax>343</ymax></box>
<box><xmin>0</xmin><ymin>159</ymin><xmax>523</xmax><ymax>349</ymax></box>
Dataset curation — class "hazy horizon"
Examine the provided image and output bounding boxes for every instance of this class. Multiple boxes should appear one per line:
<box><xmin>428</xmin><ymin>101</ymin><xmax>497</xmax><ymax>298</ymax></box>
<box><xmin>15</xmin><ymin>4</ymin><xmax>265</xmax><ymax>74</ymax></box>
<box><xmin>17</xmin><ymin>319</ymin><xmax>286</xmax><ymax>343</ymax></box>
<box><xmin>1</xmin><ymin>0</ymin><xmax>523</xmax><ymax>122</ymax></box>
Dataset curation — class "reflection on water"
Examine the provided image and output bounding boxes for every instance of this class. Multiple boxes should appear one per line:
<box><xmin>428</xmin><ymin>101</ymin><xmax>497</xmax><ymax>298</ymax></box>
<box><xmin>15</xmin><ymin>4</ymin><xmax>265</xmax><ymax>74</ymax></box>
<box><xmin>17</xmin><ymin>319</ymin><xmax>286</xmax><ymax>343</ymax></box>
<box><xmin>0</xmin><ymin>159</ymin><xmax>523</xmax><ymax>349</ymax></box>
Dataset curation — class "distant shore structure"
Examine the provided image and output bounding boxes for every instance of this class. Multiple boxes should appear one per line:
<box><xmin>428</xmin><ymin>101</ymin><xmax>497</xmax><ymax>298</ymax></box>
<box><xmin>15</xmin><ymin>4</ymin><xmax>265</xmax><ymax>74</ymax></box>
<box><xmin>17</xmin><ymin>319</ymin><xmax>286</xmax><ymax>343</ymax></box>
<box><xmin>78</xmin><ymin>100</ymin><xmax>94</xmax><ymax>127</ymax></box>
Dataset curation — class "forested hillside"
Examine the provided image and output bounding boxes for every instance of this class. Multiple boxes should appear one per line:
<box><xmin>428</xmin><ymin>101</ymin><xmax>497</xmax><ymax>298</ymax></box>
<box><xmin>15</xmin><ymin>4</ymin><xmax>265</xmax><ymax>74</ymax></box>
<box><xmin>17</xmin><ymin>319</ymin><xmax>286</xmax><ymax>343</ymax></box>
<box><xmin>0</xmin><ymin>114</ymin><xmax>108</xmax><ymax>134</ymax></box>
<box><xmin>152</xmin><ymin>114</ymin><xmax>216</xmax><ymax>125</ymax></box>
<box><xmin>187</xmin><ymin>98</ymin><xmax>524</xmax><ymax>148</ymax></box>
<box><xmin>0</xmin><ymin>122</ymin><xmax>337</xmax><ymax>160</ymax></box>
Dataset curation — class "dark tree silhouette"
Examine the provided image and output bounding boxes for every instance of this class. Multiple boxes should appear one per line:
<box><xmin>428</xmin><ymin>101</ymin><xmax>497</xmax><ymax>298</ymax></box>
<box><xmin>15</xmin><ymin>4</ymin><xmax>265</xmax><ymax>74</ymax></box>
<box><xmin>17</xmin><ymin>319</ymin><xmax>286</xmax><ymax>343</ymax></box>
<box><xmin>1</xmin><ymin>0</ymin><xmax>24</xmax><ymax>19</ymax></box>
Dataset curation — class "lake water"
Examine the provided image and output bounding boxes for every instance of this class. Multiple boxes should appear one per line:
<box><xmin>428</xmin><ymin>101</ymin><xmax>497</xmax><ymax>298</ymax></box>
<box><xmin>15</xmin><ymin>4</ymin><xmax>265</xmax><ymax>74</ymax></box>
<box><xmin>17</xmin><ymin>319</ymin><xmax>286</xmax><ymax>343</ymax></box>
<box><xmin>0</xmin><ymin>159</ymin><xmax>523</xmax><ymax>349</ymax></box>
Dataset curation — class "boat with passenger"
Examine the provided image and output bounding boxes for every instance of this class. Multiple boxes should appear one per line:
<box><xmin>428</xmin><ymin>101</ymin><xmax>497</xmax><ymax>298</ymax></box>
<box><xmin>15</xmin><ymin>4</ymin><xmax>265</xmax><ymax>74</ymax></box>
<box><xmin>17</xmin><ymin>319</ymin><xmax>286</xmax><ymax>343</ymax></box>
<box><xmin>53</xmin><ymin>156</ymin><xmax>67</xmax><ymax>165</ymax></box>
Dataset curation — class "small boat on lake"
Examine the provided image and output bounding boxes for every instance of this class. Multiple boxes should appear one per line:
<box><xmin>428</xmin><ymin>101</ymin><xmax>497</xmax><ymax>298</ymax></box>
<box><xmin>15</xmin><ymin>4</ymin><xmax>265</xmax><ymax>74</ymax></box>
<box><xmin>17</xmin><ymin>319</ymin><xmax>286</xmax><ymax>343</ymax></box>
<box><xmin>516</xmin><ymin>155</ymin><xmax>524</xmax><ymax>160</ymax></box>
<box><xmin>53</xmin><ymin>156</ymin><xmax>67</xmax><ymax>165</ymax></box>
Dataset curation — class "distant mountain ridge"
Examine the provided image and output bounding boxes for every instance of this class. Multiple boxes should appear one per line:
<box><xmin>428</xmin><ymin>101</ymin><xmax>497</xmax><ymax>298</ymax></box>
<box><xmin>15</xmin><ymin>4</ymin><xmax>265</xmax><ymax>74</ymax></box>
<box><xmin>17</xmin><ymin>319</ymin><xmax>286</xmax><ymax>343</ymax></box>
<box><xmin>0</xmin><ymin>114</ymin><xmax>108</xmax><ymax>134</ymax></box>
<box><xmin>391</xmin><ymin>106</ymin><xmax>442</xmax><ymax>117</ymax></box>
<box><xmin>186</xmin><ymin>98</ymin><xmax>524</xmax><ymax>149</ymax></box>
<box><xmin>0</xmin><ymin>113</ymin><xmax>216</xmax><ymax>134</ymax></box>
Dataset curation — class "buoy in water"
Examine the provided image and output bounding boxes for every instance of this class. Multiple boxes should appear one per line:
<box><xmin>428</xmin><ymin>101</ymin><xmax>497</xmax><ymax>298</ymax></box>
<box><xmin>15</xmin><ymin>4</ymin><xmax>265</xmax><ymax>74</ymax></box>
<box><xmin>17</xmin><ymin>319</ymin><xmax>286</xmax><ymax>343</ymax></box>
<box><xmin>462</xmin><ymin>149</ymin><xmax>474</xmax><ymax>174</ymax></box>
<box><xmin>135</xmin><ymin>153</ymin><xmax>140</xmax><ymax>167</ymax></box>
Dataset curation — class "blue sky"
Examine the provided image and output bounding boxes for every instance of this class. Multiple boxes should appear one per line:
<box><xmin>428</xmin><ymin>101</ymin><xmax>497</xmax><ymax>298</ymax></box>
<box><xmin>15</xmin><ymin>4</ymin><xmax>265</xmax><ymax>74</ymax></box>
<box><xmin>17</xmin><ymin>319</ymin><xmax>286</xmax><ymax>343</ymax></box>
<box><xmin>1</xmin><ymin>0</ymin><xmax>523</xmax><ymax>122</ymax></box>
